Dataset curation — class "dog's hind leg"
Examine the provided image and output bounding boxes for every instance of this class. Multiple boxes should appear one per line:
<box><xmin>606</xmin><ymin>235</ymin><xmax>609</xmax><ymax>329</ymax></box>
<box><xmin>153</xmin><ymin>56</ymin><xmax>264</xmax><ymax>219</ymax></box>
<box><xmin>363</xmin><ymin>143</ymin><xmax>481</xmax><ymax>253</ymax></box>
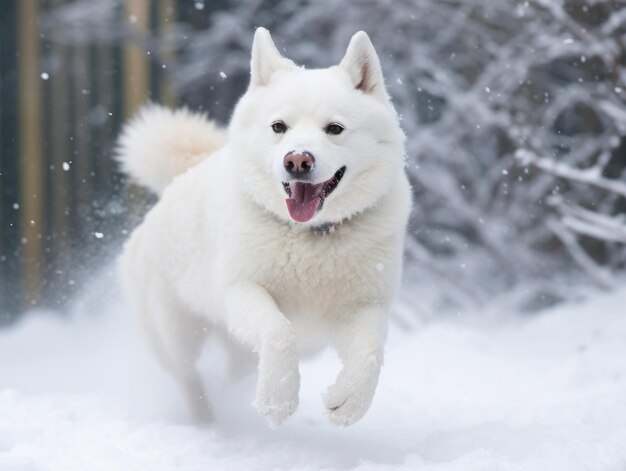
<box><xmin>137</xmin><ymin>282</ymin><xmax>213</xmax><ymax>423</ymax></box>
<box><xmin>176</xmin><ymin>365</ymin><xmax>212</xmax><ymax>424</ymax></box>
<box><xmin>221</xmin><ymin>333</ymin><xmax>257</xmax><ymax>380</ymax></box>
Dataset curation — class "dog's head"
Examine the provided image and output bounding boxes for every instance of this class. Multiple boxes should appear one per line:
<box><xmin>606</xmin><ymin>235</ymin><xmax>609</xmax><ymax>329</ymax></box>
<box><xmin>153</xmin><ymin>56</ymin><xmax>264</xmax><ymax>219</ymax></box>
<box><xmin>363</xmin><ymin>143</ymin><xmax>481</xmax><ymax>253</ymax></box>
<box><xmin>230</xmin><ymin>28</ymin><xmax>405</xmax><ymax>226</ymax></box>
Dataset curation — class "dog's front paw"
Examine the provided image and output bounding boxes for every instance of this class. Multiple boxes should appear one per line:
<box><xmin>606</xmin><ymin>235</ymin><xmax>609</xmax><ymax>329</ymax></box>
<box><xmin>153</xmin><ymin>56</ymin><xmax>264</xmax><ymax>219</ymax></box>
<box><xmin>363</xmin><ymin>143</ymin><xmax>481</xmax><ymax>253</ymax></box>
<box><xmin>324</xmin><ymin>380</ymin><xmax>376</xmax><ymax>426</ymax></box>
<box><xmin>254</xmin><ymin>356</ymin><xmax>300</xmax><ymax>428</ymax></box>
<box><xmin>324</xmin><ymin>356</ymin><xmax>380</xmax><ymax>426</ymax></box>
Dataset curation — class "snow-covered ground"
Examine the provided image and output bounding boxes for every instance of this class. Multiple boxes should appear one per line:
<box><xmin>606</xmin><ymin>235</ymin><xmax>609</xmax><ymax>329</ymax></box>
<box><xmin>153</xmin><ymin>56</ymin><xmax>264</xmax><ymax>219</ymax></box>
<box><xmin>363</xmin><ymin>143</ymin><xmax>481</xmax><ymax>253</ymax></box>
<box><xmin>1</xmin><ymin>286</ymin><xmax>626</xmax><ymax>470</ymax></box>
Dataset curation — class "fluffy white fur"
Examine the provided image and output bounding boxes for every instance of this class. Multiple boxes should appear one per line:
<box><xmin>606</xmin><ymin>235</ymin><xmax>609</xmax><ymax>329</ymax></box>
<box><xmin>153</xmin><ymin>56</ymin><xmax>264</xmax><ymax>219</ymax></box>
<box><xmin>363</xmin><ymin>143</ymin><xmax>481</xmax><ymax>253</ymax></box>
<box><xmin>116</xmin><ymin>105</ymin><xmax>227</xmax><ymax>194</ymax></box>
<box><xmin>118</xmin><ymin>28</ymin><xmax>412</xmax><ymax>428</ymax></box>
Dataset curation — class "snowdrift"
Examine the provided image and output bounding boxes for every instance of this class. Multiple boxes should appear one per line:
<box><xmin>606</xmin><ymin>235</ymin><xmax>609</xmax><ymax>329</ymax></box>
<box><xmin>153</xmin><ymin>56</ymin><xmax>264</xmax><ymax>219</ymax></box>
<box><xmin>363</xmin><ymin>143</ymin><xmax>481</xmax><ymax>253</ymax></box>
<box><xmin>1</xmin><ymin>286</ymin><xmax>626</xmax><ymax>470</ymax></box>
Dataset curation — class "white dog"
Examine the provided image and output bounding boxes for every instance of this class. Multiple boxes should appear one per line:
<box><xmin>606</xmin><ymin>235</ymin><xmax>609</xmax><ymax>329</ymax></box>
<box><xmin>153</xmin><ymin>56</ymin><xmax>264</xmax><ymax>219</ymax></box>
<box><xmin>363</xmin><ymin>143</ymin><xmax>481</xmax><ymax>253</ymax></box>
<box><xmin>117</xmin><ymin>28</ymin><xmax>411</xmax><ymax>427</ymax></box>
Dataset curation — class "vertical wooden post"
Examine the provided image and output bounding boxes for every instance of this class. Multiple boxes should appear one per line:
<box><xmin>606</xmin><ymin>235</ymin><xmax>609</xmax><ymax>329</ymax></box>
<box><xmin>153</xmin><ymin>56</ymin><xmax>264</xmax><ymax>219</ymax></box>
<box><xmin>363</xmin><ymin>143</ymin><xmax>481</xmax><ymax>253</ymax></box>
<box><xmin>124</xmin><ymin>0</ymin><xmax>150</xmax><ymax>119</ymax></box>
<box><xmin>159</xmin><ymin>0</ymin><xmax>177</xmax><ymax>107</ymax></box>
<box><xmin>18</xmin><ymin>0</ymin><xmax>43</xmax><ymax>306</ymax></box>
<box><xmin>0</xmin><ymin>69</ymin><xmax>3</xmax><ymax>261</ymax></box>
<box><xmin>51</xmin><ymin>0</ymin><xmax>69</xmax><ymax>265</ymax></box>
<box><xmin>72</xmin><ymin>41</ymin><xmax>91</xmax><ymax>233</ymax></box>
<box><xmin>96</xmin><ymin>41</ymin><xmax>113</xmax><ymax>191</ymax></box>
<box><xmin>124</xmin><ymin>0</ymin><xmax>151</xmax><ymax>213</ymax></box>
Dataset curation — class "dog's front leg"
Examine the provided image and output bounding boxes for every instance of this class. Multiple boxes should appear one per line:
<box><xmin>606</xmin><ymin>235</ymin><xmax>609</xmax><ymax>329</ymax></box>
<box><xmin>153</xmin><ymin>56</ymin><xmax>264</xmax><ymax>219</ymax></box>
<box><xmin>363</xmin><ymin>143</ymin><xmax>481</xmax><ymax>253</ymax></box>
<box><xmin>225</xmin><ymin>284</ymin><xmax>300</xmax><ymax>427</ymax></box>
<box><xmin>325</xmin><ymin>305</ymin><xmax>387</xmax><ymax>426</ymax></box>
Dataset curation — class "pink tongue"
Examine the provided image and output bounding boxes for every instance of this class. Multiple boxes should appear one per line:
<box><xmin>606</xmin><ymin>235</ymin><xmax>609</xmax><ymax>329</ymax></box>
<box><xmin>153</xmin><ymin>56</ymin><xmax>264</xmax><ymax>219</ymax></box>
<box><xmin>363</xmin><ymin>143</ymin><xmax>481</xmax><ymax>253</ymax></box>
<box><xmin>285</xmin><ymin>182</ymin><xmax>322</xmax><ymax>222</ymax></box>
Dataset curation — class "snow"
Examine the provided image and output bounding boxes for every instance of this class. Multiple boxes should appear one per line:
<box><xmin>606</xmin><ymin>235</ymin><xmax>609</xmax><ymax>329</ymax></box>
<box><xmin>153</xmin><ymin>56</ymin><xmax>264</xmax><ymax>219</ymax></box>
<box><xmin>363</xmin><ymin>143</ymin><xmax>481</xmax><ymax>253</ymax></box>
<box><xmin>2</xmin><ymin>287</ymin><xmax>626</xmax><ymax>470</ymax></box>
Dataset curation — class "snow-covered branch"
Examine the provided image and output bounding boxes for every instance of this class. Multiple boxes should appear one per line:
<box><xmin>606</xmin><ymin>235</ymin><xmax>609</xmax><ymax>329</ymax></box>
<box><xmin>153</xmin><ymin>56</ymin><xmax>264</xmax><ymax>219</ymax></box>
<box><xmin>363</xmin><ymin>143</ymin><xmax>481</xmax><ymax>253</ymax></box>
<box><xmin>517</xmin><ymin>149</ymin><xmax>626</xmax><ymax>198</ymax></box>
<box><xmin>548</xmin><ymin>219</ymin><xmax>616</xmax><ymax>289</ymax></box>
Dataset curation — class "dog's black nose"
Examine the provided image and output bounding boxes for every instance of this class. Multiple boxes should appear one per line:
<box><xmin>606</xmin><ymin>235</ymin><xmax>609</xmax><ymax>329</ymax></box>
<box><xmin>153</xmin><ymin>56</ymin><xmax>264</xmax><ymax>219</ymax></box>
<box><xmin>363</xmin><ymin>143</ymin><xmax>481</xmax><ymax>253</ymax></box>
<box><xmin>284</xmin><ymin>151</ymin><xmax>315</xmax><ymax>176</ymax></box>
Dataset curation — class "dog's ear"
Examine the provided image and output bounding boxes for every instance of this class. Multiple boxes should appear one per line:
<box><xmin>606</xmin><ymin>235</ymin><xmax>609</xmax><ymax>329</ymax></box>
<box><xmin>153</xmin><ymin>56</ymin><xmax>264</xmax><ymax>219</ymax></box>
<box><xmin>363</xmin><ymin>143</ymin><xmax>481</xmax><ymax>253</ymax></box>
<box><xmin>250</xmin><ymin>27</ymin><xmax>296</xmax><ymax>87</ymax></box>
<box><xmin>339</xmin><ymin>31</ymin><xmax>388</xmax><ymax>101</ymax></box>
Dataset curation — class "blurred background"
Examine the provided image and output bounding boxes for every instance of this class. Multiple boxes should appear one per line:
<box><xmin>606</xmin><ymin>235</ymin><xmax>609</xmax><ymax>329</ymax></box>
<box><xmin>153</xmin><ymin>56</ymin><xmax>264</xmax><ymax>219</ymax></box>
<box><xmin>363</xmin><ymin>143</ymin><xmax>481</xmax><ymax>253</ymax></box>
<box><xmin>0</xmin><ymin>0</ymin><xmax>625</xmax><ymax>323</ymax></box>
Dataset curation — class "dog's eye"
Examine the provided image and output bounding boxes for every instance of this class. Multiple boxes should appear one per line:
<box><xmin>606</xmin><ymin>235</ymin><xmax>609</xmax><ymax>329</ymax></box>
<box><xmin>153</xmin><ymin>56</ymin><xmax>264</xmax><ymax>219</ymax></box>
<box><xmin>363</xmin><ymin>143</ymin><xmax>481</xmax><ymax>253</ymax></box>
<box><xmin>271</xmin><ymin>120</ymin><xmax>288</xmax><ymax>134</ymax></box>
<box><xmin>325</xmin><ymin>123</ymin><xmax>344</xmax><ymax>135</ymax></box>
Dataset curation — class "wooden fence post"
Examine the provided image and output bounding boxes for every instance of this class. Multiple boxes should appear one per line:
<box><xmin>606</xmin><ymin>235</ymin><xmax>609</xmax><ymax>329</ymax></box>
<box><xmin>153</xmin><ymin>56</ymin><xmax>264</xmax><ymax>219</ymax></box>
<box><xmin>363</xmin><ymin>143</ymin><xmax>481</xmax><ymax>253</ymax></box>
<box><xmin>18</xmin><ymin>0</ymin><xmax>43</xmax><ymax>306</ymax></box>
<box><xmin>124</xmin><ymin>0</ymin><xmax>150</xmax><ymax>119</ymax></box>
<box><xmin>159</xmin><ymin>0</ymin><xmax>177</xmax><ymax>107</ymax></box>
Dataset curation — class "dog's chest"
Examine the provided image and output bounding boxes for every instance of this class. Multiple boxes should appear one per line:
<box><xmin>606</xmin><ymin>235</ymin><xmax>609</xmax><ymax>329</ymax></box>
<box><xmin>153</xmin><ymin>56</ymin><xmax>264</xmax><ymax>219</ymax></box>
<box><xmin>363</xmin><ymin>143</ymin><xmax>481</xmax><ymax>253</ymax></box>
<box><xmin>236</xmin><ymin>226</ymin><xmax>392</xmax><ymax>317</ymax></box>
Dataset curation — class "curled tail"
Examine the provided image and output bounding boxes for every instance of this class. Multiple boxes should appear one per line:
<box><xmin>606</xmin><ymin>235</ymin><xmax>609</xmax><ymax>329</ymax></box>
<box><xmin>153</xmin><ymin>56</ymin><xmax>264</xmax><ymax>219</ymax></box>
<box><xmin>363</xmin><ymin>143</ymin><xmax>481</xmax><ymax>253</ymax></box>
<box><xmin>115</xmin><ymin>105</ymin><xmax>227</xmax><ymax>195</ymax></box>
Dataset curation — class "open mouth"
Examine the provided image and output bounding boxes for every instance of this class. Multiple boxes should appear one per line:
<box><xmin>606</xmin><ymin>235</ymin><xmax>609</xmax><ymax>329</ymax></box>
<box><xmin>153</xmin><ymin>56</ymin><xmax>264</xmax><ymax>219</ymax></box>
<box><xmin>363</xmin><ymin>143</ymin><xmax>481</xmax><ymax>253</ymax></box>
<box><xmin>282</xmin><ymin>166</ymin><xmax>346</xmax><ymax>223</ymax></box>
